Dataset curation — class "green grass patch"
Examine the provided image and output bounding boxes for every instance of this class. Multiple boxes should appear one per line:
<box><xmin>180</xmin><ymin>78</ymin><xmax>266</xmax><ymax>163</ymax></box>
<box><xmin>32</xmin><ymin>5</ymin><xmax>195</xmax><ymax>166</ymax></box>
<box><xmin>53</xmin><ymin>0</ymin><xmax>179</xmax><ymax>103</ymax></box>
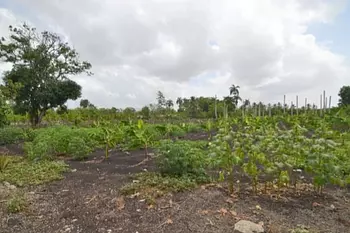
<box><xmin>0</xmin><ymin>156</ymin><xmax>69</xmax><ymax>186</ymax></box>
<box><xmin>120</xmin><ymin>172</ymin><xmax>203</xmax><ymax>202</ymax></box>
<box><xmin>6</xmin><ymin>191</ymin><xmax>28</xmax><ymax>213</ymax></box>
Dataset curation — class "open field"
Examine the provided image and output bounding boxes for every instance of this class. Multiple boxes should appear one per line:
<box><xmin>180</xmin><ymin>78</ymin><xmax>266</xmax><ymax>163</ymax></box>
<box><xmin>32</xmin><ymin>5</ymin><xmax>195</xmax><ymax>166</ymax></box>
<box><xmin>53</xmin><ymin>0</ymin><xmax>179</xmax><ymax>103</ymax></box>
<box><xmin>1</xmin><ymin>115</ymin><xmax>350</xmax><ymax>233</ymax></box>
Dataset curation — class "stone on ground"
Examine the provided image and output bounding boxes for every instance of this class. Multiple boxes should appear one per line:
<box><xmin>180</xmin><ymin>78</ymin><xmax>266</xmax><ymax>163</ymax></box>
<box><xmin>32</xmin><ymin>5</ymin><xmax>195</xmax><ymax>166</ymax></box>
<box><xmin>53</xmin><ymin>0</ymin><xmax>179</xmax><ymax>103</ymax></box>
<box><xmin>234</xmin><ymin>220</ymin><xmax>264</xmax><ymax>233</ymax></box>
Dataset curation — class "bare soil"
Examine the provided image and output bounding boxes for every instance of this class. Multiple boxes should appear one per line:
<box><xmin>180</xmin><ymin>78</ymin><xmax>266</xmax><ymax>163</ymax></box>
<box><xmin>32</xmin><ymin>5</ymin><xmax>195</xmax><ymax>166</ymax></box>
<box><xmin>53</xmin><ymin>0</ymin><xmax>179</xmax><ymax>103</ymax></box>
<box><xmin>1</xmin><ymin>137</ymin><xmax>350</xmax><ymax>233</ymax></box>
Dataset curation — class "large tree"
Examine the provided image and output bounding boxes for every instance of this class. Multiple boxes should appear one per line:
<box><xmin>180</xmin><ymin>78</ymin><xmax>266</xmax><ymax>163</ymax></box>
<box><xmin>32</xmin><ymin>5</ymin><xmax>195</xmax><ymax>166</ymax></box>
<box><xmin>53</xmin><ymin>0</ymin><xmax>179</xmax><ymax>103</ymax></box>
<box><xmin>338</xmin><ymin>86</ymin><xmax>350</xmax><ymax>106</ymax></box>
<box><xmin>0</xmin><ymin>24</ymin><xmax>92</xmax><ymax>126</ymax></box>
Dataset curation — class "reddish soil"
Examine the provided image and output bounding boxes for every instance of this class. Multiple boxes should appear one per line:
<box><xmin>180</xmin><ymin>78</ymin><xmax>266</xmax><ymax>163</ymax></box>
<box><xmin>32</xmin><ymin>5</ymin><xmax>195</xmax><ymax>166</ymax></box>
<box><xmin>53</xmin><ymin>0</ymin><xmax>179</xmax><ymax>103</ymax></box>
<box><xmin>1</xmin><ymin>137</ymin><xmax>350</xmax><ymax>233</ymax></box>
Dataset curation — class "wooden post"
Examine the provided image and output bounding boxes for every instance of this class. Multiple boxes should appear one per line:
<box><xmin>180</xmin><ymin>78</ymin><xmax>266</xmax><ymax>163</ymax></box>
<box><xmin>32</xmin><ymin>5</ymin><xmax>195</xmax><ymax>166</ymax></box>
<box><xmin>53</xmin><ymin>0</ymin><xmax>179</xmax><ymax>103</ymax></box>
<box><xmin>305</xmin><ymin>97</ymin><xmax>307</xmax><ymax>114</ymax></box>
<box><xmin>214</xmin><ymin>95</ymin><xmax>217</xmax><ymax>119</ymax></box>
<box><xmin>323</xmin><ymin>90</ymin><xmax>326</xmax><ymax>113</ymax></box>
<box><xmin>283</xmin><ymin>95</ymin><xmax>286</xmax><ymax>114</ymax></box>
<box><xmin>320</xmin><ymin>94</ymin><xmax>323</xmax><ymax>117</ymax></box>
<box><xmin>296</xmin><ymin>95</ymin><xmax>299</xmax><ymax>115</ymax></box>
<box><xmin>291</xmin><ymin>101</ymin><xmax>293</xmax><ymax>116</ymax></box>
<box><xmin>329</xmin><ymin>96</ymin><xmax>332</xmax><ymax>113</ymax></box>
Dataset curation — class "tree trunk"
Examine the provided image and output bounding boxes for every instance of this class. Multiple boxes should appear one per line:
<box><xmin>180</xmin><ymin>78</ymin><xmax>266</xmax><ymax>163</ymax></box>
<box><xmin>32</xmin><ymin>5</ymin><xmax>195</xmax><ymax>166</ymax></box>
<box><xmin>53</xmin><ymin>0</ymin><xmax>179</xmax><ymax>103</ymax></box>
<box><xmin>30</xmin><ymin>109</ymin><xmax>46</xmax><ymax>127</ymax></box>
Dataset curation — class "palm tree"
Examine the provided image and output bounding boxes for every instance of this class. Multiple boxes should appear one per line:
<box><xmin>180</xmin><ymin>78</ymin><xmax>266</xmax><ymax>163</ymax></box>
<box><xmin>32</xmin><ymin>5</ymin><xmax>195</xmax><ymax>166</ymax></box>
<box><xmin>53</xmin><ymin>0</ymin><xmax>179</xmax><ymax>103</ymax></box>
<box><xmin>242</xmin><ymin>99</ymin><xmax>250</xmax><ymax>108</ymax></box>
<box><xmin>176</xmin><ymin>97</ymin><xmax>183</xmax><ymax>106</ymax></box>
<box><xmin>229</xmin><ymin>84</ymin><xmax>242</xmax><ymax>107</ymax></box>
<box><xmin>166</xmin><ymin>99</ymin><xmax>174</xmax><ymax>109</ymax></box>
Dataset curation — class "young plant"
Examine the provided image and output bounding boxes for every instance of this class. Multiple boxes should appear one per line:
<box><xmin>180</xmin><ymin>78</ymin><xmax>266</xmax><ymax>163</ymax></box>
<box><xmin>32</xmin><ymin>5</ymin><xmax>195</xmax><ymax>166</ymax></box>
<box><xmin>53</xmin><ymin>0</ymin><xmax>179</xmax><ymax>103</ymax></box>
<box><xmin>0</xmin><ymin>155</ymin><xmax>11</xmax><ymax>171</ymax></box>
<box><xmin>132</xmin><ymin>120</ymin><xmax>153</xmax><ymax>158</ymax></box>
<box><xmin>89</xmin><ymin>125</ymin><xmax>122</xmax><ymax>159</ymax></box>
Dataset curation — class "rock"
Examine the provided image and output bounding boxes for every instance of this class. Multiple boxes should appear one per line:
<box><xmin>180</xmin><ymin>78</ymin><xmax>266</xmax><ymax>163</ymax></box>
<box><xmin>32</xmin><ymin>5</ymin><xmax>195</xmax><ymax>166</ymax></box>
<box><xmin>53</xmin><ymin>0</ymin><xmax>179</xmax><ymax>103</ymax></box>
<box><xmin>3</xmin><ymin>181</ymin><xmax>16</xmax><ymax>190</ymax></box>
<box><xmin>234</xmin><ymin>220</ymin><xmax>264</xmax><ymax>233</ymax></box>
<box><xmin>7</xmin><ymin>217</ymin><xmax>22</xmax><ymax>227</ymax></box>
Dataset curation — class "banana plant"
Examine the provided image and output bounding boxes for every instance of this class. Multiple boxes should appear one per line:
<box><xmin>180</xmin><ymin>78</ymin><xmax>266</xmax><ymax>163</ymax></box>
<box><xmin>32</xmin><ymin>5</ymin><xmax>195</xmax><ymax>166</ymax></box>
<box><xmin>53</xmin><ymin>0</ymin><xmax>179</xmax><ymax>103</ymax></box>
<box><xmin>89</xmin><ymin>123</ymin><xmax>122</xmax><ymax>159</ymax></box>
<box><xmin>132</xmin><ymin>119</ymin><xmax>153</xmax><ymax>158</ymax></box>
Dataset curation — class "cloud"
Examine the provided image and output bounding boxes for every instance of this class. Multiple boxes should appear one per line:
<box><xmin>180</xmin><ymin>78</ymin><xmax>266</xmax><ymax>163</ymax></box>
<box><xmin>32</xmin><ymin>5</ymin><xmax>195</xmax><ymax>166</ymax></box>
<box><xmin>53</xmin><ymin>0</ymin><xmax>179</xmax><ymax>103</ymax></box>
<box><xmin>1</xmin><ymin>0</ymin><xmax>349</xmax><ymax>108</ymax></box>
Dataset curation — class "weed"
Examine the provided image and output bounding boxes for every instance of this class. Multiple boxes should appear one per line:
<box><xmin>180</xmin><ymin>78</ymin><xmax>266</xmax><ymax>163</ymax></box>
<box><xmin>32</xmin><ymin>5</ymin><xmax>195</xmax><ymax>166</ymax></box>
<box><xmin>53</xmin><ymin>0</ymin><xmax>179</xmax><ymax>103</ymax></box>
<box><xmin>0</xmin><ymin>127</ymin><xmax>25</xmax><ymax>145</ymax></box>
<box><xmin>156</xmin><ymin>140</ymin><xmax>209</xmax><ymax>179</ymax></box>
<box><xmin>0</xmin><ymin>155</ymin><xmax>11</xmax><ymax>171</ymax></box>
<box><xmin>0</xmin><ymin>157</ymin><xmax>68</xmax><ymax>186</ymax></box>
<box><xmin>6</xmin><ymin>192</ymin><xmax>27</xmax><ymax>213</ymax></box>
<box><xmin>120</xmin><ymin>172</ymin><xmax>199</xmax><ymax>198</ymax></box>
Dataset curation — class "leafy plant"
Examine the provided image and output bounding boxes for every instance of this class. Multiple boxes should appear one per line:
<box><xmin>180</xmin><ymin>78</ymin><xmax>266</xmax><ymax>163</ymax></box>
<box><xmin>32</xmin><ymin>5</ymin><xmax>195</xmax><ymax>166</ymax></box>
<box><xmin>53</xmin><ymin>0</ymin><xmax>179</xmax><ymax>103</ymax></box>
<box><xmin>156</xmin><ymin>140</ymin><xmax>209</xmax><ymax>181</ymax></box>
<box><xmin>89</xmin><ymin>125</ymin><xmax>122</xmax><ymax>159</ymax></box>
<box><xmin>120</xmin><ymin>172</ymin><xmax>199</xmax><ymax>198</ymax></box>
<box><xmin>67</xmin><ymin>137</ymin><xmax>92</xmax><ymax>160</ymax></box>
<box><xmin>6</xmin><ymin>192</ymin><xmax>27</xmax><ymax>213</ymax></box>
<box><xmin>0</xmin><ymin>127</ymin><xmax>25</xmax><ymax>145</ymax></box>
<box><xmin>0</xmin><ymin>157</ymin><xmax>68</xmax><ymax>186</ymax></box>
<box><xmin>131</xmin><ymin>120</ymin><xmax>154</xmax><ymax>158</ymax></box>
<box><xmin>0</xmin><ymin>155</ymin><xmax>11</xmax><ymax>171</ymax></box>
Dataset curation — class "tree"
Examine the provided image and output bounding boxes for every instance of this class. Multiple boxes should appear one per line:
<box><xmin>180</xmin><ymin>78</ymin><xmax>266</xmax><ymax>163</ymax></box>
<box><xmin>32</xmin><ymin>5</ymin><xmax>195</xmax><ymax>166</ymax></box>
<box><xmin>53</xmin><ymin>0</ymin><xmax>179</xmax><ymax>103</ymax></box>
<box><xmin>140</xmin><ymin>106</ymin><xmax>150</xmax><ymax>119</ymax></box>
<box><xmin>80</xmin><ymin>99</ymin><xmax>90</xmax><ymax>108</ymax></box>
<box><xmin>156</xmin><ymin>91</ymin><xmax>166</xmax><ymax>109</ymax></box>
<box><xmin>229</xmin><ymin>84</ymin><xmax>242</xmax><ymax>108</ymax></box>
<box><xmin>0</xmin><ymin>24</ymin><xmax>92</xmax><ymax>126</ymax></box>
<box><xmin>338</xmin><ymin>86</ymin><xmax>350</xmax><ymax>106</ymax></box>
<box><xmin>165</xmin><ymin>99</ymin><xmax>174</xmax><ymax>109</ymax></box>
<box><xmin>176</xmin><ymin>97</ymin><xmax>183</xmax><ymax>112</ymax></box>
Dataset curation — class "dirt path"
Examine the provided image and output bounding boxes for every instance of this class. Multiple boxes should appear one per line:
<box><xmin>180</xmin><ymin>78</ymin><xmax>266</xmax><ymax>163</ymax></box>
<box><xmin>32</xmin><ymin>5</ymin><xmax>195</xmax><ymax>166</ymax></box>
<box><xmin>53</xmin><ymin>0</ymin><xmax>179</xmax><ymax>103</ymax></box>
<box><xmin>1</xmin><ymin>148</ymin><xmax>350</xmax><ymax>233</ymax></box>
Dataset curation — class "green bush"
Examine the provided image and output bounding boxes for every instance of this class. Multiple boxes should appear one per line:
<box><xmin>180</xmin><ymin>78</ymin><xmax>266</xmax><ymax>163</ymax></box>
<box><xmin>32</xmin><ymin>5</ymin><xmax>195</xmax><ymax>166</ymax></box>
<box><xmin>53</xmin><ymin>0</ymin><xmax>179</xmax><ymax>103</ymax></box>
<box><xmin>67</xmin><ymin>137</ymin><xmax>93</xmax><ymax>160</ymax></box>
<box><xmin>24</xmin><ymin>126</ymin><xmax>101</xmax><ymax>160</ymax></box>
<box><xmin>156</xmin><ymin>140</ymin><xmax>209</xmax><ymax>180</ymax></box>
<box><xmin>169</xmin><ymin>125</ymin><xmax>186</xmax><ymax>137</ymax></box>
<box><xmin>0</xmin><ymin>127</ymin><xmax>25</xmax><ymax>145</ymax></box>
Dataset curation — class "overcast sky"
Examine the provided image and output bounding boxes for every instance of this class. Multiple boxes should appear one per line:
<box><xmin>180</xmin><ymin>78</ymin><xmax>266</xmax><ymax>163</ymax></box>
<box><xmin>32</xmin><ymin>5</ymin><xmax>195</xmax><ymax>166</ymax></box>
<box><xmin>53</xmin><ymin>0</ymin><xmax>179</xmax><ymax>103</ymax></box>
<box><xmin>0</xmin><ymin>0</ymin><xmax>349</xmax><ymax>109</ymax></box>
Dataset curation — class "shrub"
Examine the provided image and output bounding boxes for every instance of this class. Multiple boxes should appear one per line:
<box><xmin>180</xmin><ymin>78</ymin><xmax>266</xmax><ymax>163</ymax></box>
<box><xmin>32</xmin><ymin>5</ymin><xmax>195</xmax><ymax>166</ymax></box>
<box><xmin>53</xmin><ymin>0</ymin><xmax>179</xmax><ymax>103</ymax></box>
<box><xmin>0</xmin><ymin>127</ymin><xmax>25</xmax><ymax>145</ymax></box>
<box><xmin>156</xmin><ymin>140</ymin><xmax>209</xmax><ymax>180</ymax></box>
<box><xmin>6</xmin><ymin>192</ymin><xmax>27</xmax><ymax>213</ymax></box>
<box><xmin>67</xmin><ymin>137</ymin><xmax>92</xmax><ymax>160</ymax></box>
<box><xmin>24</xmin><ymin>126</ymin><xmax>100</xmax><ymax>161</ymax></box>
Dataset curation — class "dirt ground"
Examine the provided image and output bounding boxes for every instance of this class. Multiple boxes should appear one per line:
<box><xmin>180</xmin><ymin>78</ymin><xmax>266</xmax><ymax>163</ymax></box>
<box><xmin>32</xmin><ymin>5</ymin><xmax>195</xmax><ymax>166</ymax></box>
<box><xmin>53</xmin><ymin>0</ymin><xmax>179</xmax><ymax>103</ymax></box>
<box><xmin>1</xmin><ymin>140</ymin><xmax>350</xmax><ymax>233</ymax></box>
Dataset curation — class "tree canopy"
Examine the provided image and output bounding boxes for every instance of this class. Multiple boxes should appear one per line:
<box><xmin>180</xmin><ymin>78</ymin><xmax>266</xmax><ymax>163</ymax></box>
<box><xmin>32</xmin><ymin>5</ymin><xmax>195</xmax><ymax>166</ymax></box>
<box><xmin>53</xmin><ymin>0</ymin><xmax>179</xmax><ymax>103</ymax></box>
<box><xmin>338</xmin><ymin>86</ymin><xmax>350</xmax><ymax>106</ymax></box>
<box><xmin>0</xmin><ymin>24</ymin><xmax>92</xmax><ymax>126</ymax></box>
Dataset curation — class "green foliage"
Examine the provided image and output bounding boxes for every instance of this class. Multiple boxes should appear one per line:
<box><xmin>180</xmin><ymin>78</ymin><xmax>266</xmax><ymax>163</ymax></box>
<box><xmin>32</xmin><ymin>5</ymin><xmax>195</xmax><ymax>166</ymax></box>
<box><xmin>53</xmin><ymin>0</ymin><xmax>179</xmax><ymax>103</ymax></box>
<box><xmin>120</xmin><ymin>172</ymin><xmax>198</xmax><ymax>197</ymax></box>
<box><xmin>0</xmin><ymin>155</ymin><xmax>11</xmax><ymax>171</ymax></box>
<box><xmin>0</xmin><ymin>127</ymin><xmax>25</xmax><ymax>145</ymax></box>
<box><xmin>338</xmin><ymin>86</ymin><xmax>350</xmax><ymax>106</ymax></box>
<box><xmin>24</xmin><ymin>126</ymin><xmax>99</xmax><ymax>160</ymax></box>
<box><xmin>156</xmin><ymin>140</ymin><xmax>209</xmax><ymax>180</ymax></box>
<box><xmin>0</xmin><ymin>157</ymin><xmax>68</xmax><ymax>186</ymax></box>
<box><xmin>89</xmin><ymin>123</ymin><xmax>122</xmax><ymax>159</ymax></box>
<box><xmin>0</xmin><ymin>24</ymin><xmax>92</xmax><ymax>126</ymax></box>
<box><xmin>0</xmin><ymin>92</ymin><xmax>10</xmax><ymax>128</ymax></box>
<box><xmin>6</xmin><ymin>192</ymin><xmax>27</xmax><ymax>213</ymax></box>
<box><xmin>128</xmin><ymin>120</ymin><xmax>154</xmax><ymax>156</ymax></box>
<box><xmin>208</xmin><ymin>116</ymin><xmax>350</xmax><ymax>193</ymax></box>
<box><xmin>67</xmin><ymin>137</ymin><xmax>92</xmax><ymax>160</ymax></box>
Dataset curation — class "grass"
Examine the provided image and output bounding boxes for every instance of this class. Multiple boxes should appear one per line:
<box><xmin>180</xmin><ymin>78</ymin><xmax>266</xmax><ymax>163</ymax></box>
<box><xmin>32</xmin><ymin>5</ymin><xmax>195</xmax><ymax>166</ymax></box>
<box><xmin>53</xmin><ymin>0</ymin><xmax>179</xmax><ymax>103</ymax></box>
<box><xmin>6</xmin><ymin>191</ymin><xmax>28</xmax><ymax>213</ymax></box>
<box><xmin>0</xmin><ymin>156</ymin><xmax>69</xmax><ymax>186</ymax></box>
<box><xmin>0</xmin><ymin>155</ymin><xmax>11</xmax><ymax>171</ymax></box>
<box><xmin>120</xmin><ymin>172</ymin><xmax>200</xmax><ymax>202</ymax></box>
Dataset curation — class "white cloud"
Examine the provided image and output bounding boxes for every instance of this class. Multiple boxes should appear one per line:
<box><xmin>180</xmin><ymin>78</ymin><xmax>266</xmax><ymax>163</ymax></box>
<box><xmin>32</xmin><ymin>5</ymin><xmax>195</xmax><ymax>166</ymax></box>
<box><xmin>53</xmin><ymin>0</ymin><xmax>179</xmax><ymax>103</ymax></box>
<box><xmin>0</xmin><ymin>0</ymin><xmax>349</xmax><ymax>108</ymax></box>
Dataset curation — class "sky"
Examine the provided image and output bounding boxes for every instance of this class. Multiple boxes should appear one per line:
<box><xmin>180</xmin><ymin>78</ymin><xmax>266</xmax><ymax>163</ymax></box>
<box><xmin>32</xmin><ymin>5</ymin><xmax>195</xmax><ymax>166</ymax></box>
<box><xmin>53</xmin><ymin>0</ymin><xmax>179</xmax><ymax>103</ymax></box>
<box><xmin>0</xmin><ymin>0</ymin><xmax>349</xmax><ymax>109</ymax></box>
